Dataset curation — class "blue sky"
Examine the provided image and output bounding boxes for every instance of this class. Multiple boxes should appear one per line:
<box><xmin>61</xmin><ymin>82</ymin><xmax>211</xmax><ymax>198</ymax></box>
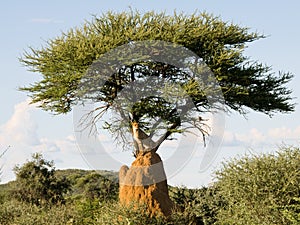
<box><xmin>0</xmin><ymin>0</ymin><xmax>300</xmax><ymax>187</ymax></box>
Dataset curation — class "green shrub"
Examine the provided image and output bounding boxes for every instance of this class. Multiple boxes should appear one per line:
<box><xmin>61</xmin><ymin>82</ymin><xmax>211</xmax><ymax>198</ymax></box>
<box><xmin>75</xmin><ymin>172</ymin><xmax>118</xmax><ymax>201</ymax></box>
<box><xmin>73</xmin><ymin>197</ymin><xmax>208</xmax><ymax>225</ymax></box>
<box><xmin>0</xmin><ymin>197</ymin><xmax>204</xmax><ymax>225</ymax></box>
<box><xmin>214</xmin><ymin>146</ymin><xmax>300</xmax><ymax>225</ymax></box>
<box><xmin>170</xmin><ymin>186</ymin><xmax>225</xmax><ymax>225</ymax></box>
<box><xmin>0</xmin><ymin>199</ymin><xmax>79</xmax><ymax>225</ymax></box>
<box><xmin>12</xmin><ymin>153</ymin><xmax>71</xmax><ymax>206</ymax></box>
<box><xmin>91</xmin><ymin>201</ymin><xmax>200</xmax><ymax>225</ymax></box>
<box><xmin>279</xmin><ymin>197</ymin><xmax>300</xmax><ymax>224</ymax></box>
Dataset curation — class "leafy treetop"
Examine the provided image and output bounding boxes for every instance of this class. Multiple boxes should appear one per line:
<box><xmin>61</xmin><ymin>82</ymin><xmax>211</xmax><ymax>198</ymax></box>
<box><xmin>20</xmin><ymin>10</ymin><xmax>294</xmax><ymax>150</ymax></box>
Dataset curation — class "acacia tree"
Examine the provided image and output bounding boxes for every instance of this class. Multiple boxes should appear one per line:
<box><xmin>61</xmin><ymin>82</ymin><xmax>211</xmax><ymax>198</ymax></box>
<box><xmin>20</xmin><ymin>11</ymin><xmax>294</xmax><ymax>156</ymax></box>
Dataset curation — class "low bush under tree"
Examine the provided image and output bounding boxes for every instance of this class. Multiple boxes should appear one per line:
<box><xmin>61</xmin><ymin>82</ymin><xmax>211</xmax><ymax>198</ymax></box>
<box><xmin>12</xmin><ymin>153</ymin><xmax>71</xmax><ymax>206</ymax></box>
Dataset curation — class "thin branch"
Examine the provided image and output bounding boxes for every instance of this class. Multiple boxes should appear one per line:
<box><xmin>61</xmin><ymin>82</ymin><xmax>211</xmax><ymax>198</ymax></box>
<box><xmin>78</xmin><ymin>104</ymin><xmax>110</xmax><ymax>136</ymax></box>
<box><xmin>0</xmin><ymin>145</ymin><xmax>10</xmax><ymax>158</ymax></box>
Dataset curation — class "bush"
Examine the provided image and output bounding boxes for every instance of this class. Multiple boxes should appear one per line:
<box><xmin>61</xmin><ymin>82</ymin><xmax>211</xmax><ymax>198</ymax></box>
<box><xmin>279</xmin><ymin>197</ymin><xmax>300</xmax><ymax>224</ymax></box>
<box><xmin>214</xmin><ymin>146</ymin><xmax>300</xmax><ymax>225</ymax></box>
<box><xmin>12</xmin><ymin>153</ymin><xmax>71</xmax><ymax>206</ymax></box>
<box><xmin>170</xmin><ymin>186</ymin><xmax>225</xmax><ymax>225</ymax></box>
<box><xmin>75</xmin><ymin>172</ymin><xmax>118</xmax><ymax>201</ymax></box>
<box><xmin>87</xmin><ymin>200</ymin><xmax>200</xmax><ymax>225</ymax></box>
<box><xmin>0</xmin><ymin>198</ymin><xmax>80</xmax><ymax>225</ymax></box>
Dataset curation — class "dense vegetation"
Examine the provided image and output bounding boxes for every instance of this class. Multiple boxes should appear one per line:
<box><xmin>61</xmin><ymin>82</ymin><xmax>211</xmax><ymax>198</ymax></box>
<box><xmin>0</xmin><ymin>146</ymin><xmax>299</xmax><ymax>224</ymax></box>
<box><xmin>214</xmin><ymin>147</ymin><xmax>300</xmax><ymax>224</ymax></box>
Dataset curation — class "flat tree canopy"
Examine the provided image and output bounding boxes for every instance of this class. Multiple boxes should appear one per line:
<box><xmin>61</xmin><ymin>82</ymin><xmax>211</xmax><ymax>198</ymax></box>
<box><xmin>20</xmin><ymin>10</ymin><xmax>294</xmax><ymax>153</ymax></box>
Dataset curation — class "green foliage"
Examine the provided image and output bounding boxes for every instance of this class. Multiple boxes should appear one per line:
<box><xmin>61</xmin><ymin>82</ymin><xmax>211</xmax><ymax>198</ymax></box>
<box><xmin>0</xmin><ymin>198</ymin><xmax>205</xmax><ymax>225</ymax></box>
<box><xmin>53</xmin><ymin>169</ymin><xmax>119</xmax><ymax>202</ymax></box>
<box><xmin>279</xmin><ymin>197</ymin><xmax>300</xmax><ymax>224</ymax></box>
<box><xmin>170</xmin><ymin>186</ymin><xmax>226</xmax><ymax>225</ymax></box>
<box><xmin>76</xmin><ymin>200</ymin><xmax>201</xmax><ymax>225</ymax></box>
<box><xmin>1</xmin><ymin>147</ymin><xmax>300</xmax><ymax>224</ymax></box>
<box><xmin>20</xmin><ymin>10</ymin><xmax>294</xmax><ymax>150</ymax></box>
<box><xmin>12</xmin><ymin>153</ymin><xmax>71</xmax><ymax>206</ymax></box>
<box><xmin>75</xmin><ymin>172</ymin><xmax>118</xmax><ymax>201</ymax></box>
<box><xmin>0</xmin><ymin>199</ymin><xmax>79</xmax><ymax>225</ymax></box>
<box><xmin>214</xmin><ymin>146</ymin><xmax>300</xmax><ymax>225</ymax></box>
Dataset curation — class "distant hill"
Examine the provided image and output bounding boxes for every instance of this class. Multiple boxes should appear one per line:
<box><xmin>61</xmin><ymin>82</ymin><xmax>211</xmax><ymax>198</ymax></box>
<box><xmin>55</xmin><ymin>168</ymin><xmax>119</xmax><ymax>183</ymax></box>
<box><xmin>0</xmin><ymin>169</ymin><xmax>119</xmax><ymax>201</ymax></box>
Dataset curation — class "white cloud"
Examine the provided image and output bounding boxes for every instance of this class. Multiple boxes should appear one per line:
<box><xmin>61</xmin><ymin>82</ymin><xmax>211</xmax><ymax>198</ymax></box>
<box><xmin>236</xmin><ymin>128</ymin><xmax>266</xmax><ymax>145</ymax></box>
<box><xmin>221</xmin><ymin>128</ymin><xmax>267</xmax><ymax>147</ymax></box>
<box><xmin>37</xmin><ymin>135</ymin><xmax>79</xmax><ymax>154</ymax></box>
<box><xmin>268</xmin><ymin>126</ymin><xmax>300</xmax><ymax>140</ymax></box>
<box><xmin>222</xmin><ymin>125</ymin><xmax>300</xmax><ymax>149</ymax></box>
<box><xmin>0</xmin><ymin>99</ymin><xmax>40</xmax><ymax>146</ymax></box>
<box><xmin>0</xmin><ymin>99</ymin><xmax>87</xmax><ymax>183</ymax></box>
<box><xmin>222</xmin><ymin>130</ymin><xmax>242</xmax><ymax>146</ymax></box>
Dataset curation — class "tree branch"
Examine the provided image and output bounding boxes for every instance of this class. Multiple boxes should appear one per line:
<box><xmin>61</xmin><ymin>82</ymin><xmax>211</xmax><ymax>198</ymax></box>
<box><xmin>78</xmin><ymin>104</ymin><xmax>110</xmax><ymax>136</ymax></box>
<box><xmin>153</xmin><ymin>122</ymin><xmax>179</xmax><ymax>153</ymax></box>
